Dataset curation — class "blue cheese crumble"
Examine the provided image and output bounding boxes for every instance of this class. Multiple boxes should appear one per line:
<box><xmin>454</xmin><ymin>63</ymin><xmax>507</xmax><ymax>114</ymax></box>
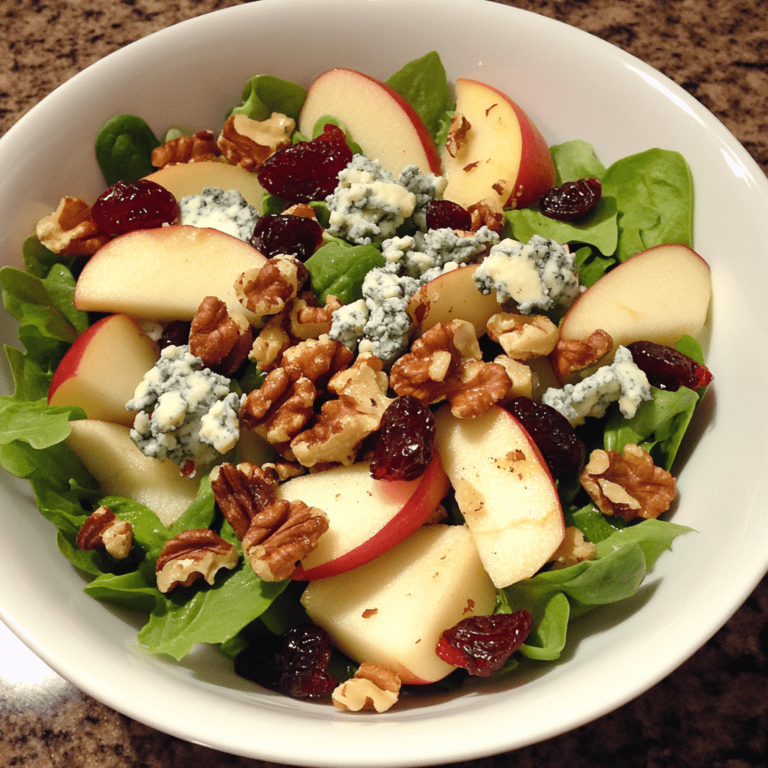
<box><xmin>398</xmin><ymin>164</ymin><xmax>448</xmax><ymax>232</ymax></box>
<box><xmin>541</xmin><ymin>345</ymin><xmax>652</xmax><ymax>426</ymax></box>
<box><xmin>179</xmin><ymin>187</ymin><xmax>260</xmax><ymax>242</ymax></box>
<box><xmin>126</xmin><ymin>344</ymin><xmax>244</xmax><ymax>469</ymax></box>
<box><xmin>325</xmin><ymin>155</ymin><xmax>417</xmax><ymax>244</ymax></box>
<box><xmin>473</xmin><ymin>235</ymin><xmax>579</xmax><ymax>315</ymax></box>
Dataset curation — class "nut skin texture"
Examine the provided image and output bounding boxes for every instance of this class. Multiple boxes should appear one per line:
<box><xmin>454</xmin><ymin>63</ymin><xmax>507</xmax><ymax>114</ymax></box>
<box><xmin>151</xmin><ymin>130</ymin><xmax>221</xmax><ymax>168</ymax></box>
<box><xmin>235</xmin><ymin>255</ymin><xmax>309</xmax><ymax>319</ymax></box>
<box><xmin>190</xmin><ymin>295</ymin><xmax>253</xmax><ymax>375</ymax></box>
<box><xmin>76</xmin><ymin>505</ymin><xmax>133</xmax><ymax>560</ymax></box>
<box><xmin>332</xmin><ymin>663</ymin><xmax>402</xmax><ymax>713</ymax></box>
<box><xmin>550</xmin><ymin>328</ymin><xmax>613</xmax><ymax>381</ymax></box>
<box><xmin>35</xmin><ymin>196</ymin><xmax>109</xmax><ymax>256</ymax></box>
<box><xmin>580</xmin><ymin>444</ymin><xmax>676</xmax><ymax>522</ymax></box>
<box><xmin>486</xmin><ymin>312</ymin><xmax>559</xmax><ymax>361</ymax></box>
<box><xmin>217</xmin><ymin>113</ymin><xmax>295</xmax><ymax>171</ymax></box>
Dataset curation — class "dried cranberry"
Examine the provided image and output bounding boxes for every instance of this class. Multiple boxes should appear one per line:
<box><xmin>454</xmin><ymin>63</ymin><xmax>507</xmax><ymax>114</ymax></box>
<box><xmin>257</xmin><ymin>123</ymin><xmax>352</xmax><ymax>203</ymax></box>
<box><xmin>506</xmin><ymin>396</ymin><xmax>584</xmax><ymax>478</ymax></box>
<box><xmin>436</xmin><ymin>611</ymin><xmax>532</xmax><ymax>677</ymax></box>
<box><xmin>539</xmin><ymin>177</ymin><xmax>602</xmax><ymax>221</ymax></box>
<box><xmin>626</xmin><ymin>340</ymin><xmax>713</xmax><ymax>391</ymax></box>
<box><xmin>91</xmin><ymin>178</ymin><xmax>179</xmax><ymax>236</ymax></box>
<box><xmin>158</xmin><ymin>320</ymin><xmax>190</xmax><ymax>349</ymax></box>
<box><xmin>234</xmin><ymin>624</ymin><xmax>335</xmax><ymax>699</ymax></box>
<box><xmin>425</xmin><ymin>200</ymin><xmax>472</xmax><ymax>231</ymax></box>
<box><xmin>250</xmin><ymin>214</ymin><xmax>324</xmax><ymax>261</ymax></box>
<box><xmin>370</xmin><ymin>396</ymin><xmax>436</xmax><ymax>482</ymax></box>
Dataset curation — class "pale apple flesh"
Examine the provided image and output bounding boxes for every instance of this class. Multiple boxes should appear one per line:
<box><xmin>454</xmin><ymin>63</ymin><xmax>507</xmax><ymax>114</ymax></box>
<box><xmin>48</xmin><ymin>314</ymin><xmax>159</xmax><ymax>426</ymax></box>
<box><xmin>434</xmin><ymin>404</ymin><xmax>564</xmax><ymax>588</ymax></box>
<box><xmin>298</xmin><ymin>67</ymin><xmax>441</xmax><ymax>176</ymax></box>
<box><xmin>440</xmin><ymin>78</ymin><xmax>556</xmax><ymax>211</ymax></box>
<box><xmin>301</xmin><ymin>524</ymin><xmax>497</xmax><ymax>684</ymax></box>
<box><xmin>73</xmin><ymin>225</ymin><xmax>266</xmax><ymax>322</ymax></box>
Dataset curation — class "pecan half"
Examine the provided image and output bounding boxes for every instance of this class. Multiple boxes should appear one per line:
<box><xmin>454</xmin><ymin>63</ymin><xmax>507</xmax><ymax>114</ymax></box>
<box><xmin>242</xmin><ymin>499</ymin><xmax>328</xmax><ymax>581</ymax></box>
<box><xmin>76</xmin><ymin>506</ymin><xmax>133</xmax><ymax>560</ymax></box>
<box><xmin>210</xmin><ymin>462</ymin><xmax>280</xmax><ymax>539</ymax></box>
<box><xmin>35</xmin><ymin>197</ymin><xmax>109</xmax><ymax>256</ymax></box>
<box><xmin>190</xmin><ymin>295</ymin><xmax>253</xmax><ymax>375</ymax></box>
<box><xmin>155</xmin><ymin>529</ymin><xmax>239</xmax><ymax>593</ymax></box>
<box><xmin>151</xmin><ymin>130</ymin><xmax>221</xmax><ymax>168</ymax></box>
<box><xmin>218</xmin><ymin>113</ymin><xmax>295</xmax><ymax>171</ymax></box>
<box><xmin>486</xmin><ymin>312</ymin><xmax>559</xmax><ymax>361</ymax></box>
<box><xmin>550</xmin><ymin>329</ymin><xmax>614</xmax><ymax>381</ymax></box>
<box><xmin>332</xmin><ymin>664</ymin><xmax>402</xmax><ymax>713</ymax></box>
<box><xmin>235</xmin><ymin>255</ymin><xmax>309</xmax><ymax>319</ymax></box>
<box><xmin>580</xmin><ymin>444</ymin><xmax>676</xmax><ymax>522</ymax></box>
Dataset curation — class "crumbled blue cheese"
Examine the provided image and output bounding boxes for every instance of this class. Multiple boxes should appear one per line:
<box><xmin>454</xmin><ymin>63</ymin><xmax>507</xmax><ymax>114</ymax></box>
<box><xmin>541</xmin><ymin>345</ymin><xmax>652</xmax><ymax>426</ymax></box>
<box><xmin>325</xmin><ymin>155</ymin><xmax>417</xmax><ymax>244</ymax></box>
<box><xmin>473</xmin><ymin>235</ymin><xmax>579</xmax><ymax>315</ymax></box>
<box><xmin>179</xmin><ymin>187</ymin><xmax>260</xmax><ymax>242</ymax></box>
<box><xmin>329</xmin><ymin>298</ymin><xmax>369</xmax><ymax>351</ymax></box>
<box><xmin>126</xmin><ymin>344</ymin><xmax>244</xmax><ymax>469</ymax></box>
<box><xmin>398</xmin><ymin>164</ymin><xmax>448</xmax><ymax>231</ymax></box>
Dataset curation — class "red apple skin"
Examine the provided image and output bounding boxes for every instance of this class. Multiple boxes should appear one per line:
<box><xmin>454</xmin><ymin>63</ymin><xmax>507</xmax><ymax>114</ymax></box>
<box><xmin>48</xmin><ymin>317</ymin><xmax>109</xmax><ymax>403</ymax></box>
<box><xmin>291</xmin><ymin>454</ymin><xmax>450</xmax><ymax>581</ymax></box>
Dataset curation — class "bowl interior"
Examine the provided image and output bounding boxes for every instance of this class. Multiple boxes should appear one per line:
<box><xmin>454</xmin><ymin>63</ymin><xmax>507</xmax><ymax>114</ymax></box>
<box><xmin>1</xmin><ymin>0</ymin><xmax>768</xmax><ymax>764</ymax></box>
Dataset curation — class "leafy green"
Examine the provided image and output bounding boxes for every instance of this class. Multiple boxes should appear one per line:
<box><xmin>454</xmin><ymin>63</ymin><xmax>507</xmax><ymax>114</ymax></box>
<box><xmin>310</xmin><ymin>116</ymin><xmax>363</xmax><ymax>154</ymax></box>
<box><xmin>551</xmin><ymin>139</ymin><xmax>607</xmax><ymax>184</ymax></box>
<box><xmin>573</xmin><ymin>245</ymin><xmax>615</xmax><ymax>288</ymax></box>
<box><xmin>22</xmin><ymin>236</ymin><xmax>79</xmax><ymax>280</ymax></box>
<box><xmin>305</xmin><ymin>240</ymin><xmax>385</xmax><ymax>304</ymax></box>
<box><xmin>228</xmin><ymin>75</ymin><xmax>307</xmax><ymax>121</ymax></box>
<box><xmin>94</xmin><ymin>114</ymin><xmax>160</xmax><ymax>186</ymax></box>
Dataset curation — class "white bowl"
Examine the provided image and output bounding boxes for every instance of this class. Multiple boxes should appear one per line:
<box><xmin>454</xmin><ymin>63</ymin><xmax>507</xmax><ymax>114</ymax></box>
<box><xmin>1</xmin><ymin>0</ymin><xmax>767</xmax><ymax>764</ymax></box>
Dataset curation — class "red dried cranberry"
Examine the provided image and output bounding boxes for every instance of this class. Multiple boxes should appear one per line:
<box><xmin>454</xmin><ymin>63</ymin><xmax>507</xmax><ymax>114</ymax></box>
<box><xmin>626</xmin><ymin>340</ymin><xmax>713</xmax><ymax>391</ymax></box>
<box><xmin>370</xmin><ymin>396</ymin><xmax>436</xmax><ymax>482</ymax></box>
<box><xmin>506</xmin><ymin>396</ymin><xmax>584</xmax><ymax>478</ymax></box>
<box><xmin>250</xmin><ymin>214</ymin><xmax>324</xmax><ymax>261</ymax></box>
<box><xmin>234</xmin><ymin>624</ymin><xmax>335</xmax><ymax>699</ymax></box>
<box><xmin>436</xmin><ymin>611</ymin><xmax>532</xmax><ymax>677</ymax></box>
<box><xmin>91</xmin><ymin>178</ymin><xmax>179</xmax><ymax>236</ymax></box>
<box><xmin>539</xmin><ymin>177</ymin><xmax>602</xmax><ymax>221</ymax></box>
<box><xmin>425</xmin><ymin>200</ymin><xmax>472</xmax><ymax>231</ymax></box>
<box><xmin>257</xmin><ymin>123</ymin><xmax>352</xmax><ymax>203</ymax></box>
<box><xmin>158</xmin><ymin>320</ymin><xmax>190</xmax><ymax>349</ymax></box>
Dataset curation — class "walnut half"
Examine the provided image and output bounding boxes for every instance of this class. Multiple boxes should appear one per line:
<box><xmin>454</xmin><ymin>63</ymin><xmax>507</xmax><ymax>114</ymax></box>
<box><xmin>332</xmin><ymin>663</ymin><xmax>402</xmax><ymax>713</ymax></box>
<box><xmin>35</xmin><ymin>197</ymin><xmax>109</xmax><ymax>256</ymax></box>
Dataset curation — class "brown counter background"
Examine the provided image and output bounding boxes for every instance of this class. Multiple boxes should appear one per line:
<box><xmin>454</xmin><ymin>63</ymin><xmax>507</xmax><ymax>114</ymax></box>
<box><xmin>0</xmin><ymin>0</ymin><xmax>766</xmax><ymax>766</ymax></box>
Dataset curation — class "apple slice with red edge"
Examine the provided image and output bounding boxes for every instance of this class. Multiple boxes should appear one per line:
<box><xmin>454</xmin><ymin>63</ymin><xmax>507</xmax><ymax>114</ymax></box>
<box><xmin>74</xmin><ymin>224</ymin><xmax>266</xmax><ymax>322</ymax></box>
<box><xmin>298</xmin><ymin>68</ymin><xmax>441</xmax><ymax>176</ymax></box>
<box><xmin>434</xmin><ymin>403</ymin><xmax>565</xmax><ymax>588</ymax></box>
<box><xmin>440</xmin><ymin>78</ymin><xmax>556</xmax><ymax>211</ymax></box>
<box><xmin>281</xmin><ymin>456</ymin><xmax>449</xmax><ymax>581</ymax></box>
<box><xmin>49</xmin><ymin>314</ymin><xmax>158</xmax><ymax>426</ymax></box>
<box><xmin>300</xmin><ymin>523</ymin><xmax>497</xmax><ymax>684</ymax></box>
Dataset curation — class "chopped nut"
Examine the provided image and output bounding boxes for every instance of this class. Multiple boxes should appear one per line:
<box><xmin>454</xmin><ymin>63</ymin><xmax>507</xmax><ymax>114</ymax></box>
<box><xmin>242</xmin><ymin>498</ymin><xmax>328</xmax><ymax>581</ymax></box>
<box><xmin>487</xmin><ymin>312</ymin><xmax>559</xmax><ymax>361</ymax></box>
<box><xmin>76</xmin><ymin>506</ymin><xmax>133</xmax><ymax>559</ymax></box>
<box><xmin>218</xmin><ymin>113</ymin><xmax>295</xmax><ymax>171</ymax></box>
<box><xmin>445</xmin><ymin>113</ymin><xmax>471</xmax><ymax>158</ymax></box>
<box><xmin>580</xmin><ymin>444</ymin><xmax>676</xmax><ymax>522</ymax></box>
<box><xmin>390</xmin><ymin>320</ymin><xmax>510</xmax><ymax>418</ymax></box>
<box><xmin>35</xmin><ymin>197</ymin><xmax>109</xmax><ymax>256</ymax></box>
<box><xmin>282</xmin><ymin>203</ymin><xmax>318</xmax><ymax>219</ymax></box>
<box><xmin>467</xmin><ymin>199</ymin><xmax>505</xmax><ymax>234</ymax></box>
<box><xmin>262</xmin><ymin>461</ymin><xmax>306</xmax><ymax>481</ymax></box>
<box><xmin>210</xmin><ymin>462</ymin><xmax>280</xmax><ymax>539</ymax></box>
<box><xmin>549</xmin><ymin>526</ymin><xmax>597</xmax><ymax>570</ymax></box>
<box><xmin>288</xmin><ymin>294</ymin><xmax>343</xmax><ymax>341</ymax></box>
<box><xmin>235</xmin><ymin>255</ymin><xmax>308</xmax><ymax>318</ymax></box>
<box><xmin>493</xmin><ymin>355</ymin><xmax>533</xmax><ymax>400</ymax></box>
<box><xmin>550</xmin><ymin>329</ymin><xmax>614</xmax><ymax>381</ymax></box>
<box><xmin>190</xmin><ymin>295</ymin><xmax>253</xmax><ymax>375</ymax></box>
<box><xmin>151</xmin><ymin>130</ymin><xmax>221</xmax><ymax>168</ymax></box>
<box><xmin>155</xmin><ymin>529</ymin><xmax>239</xmax><ymax>593</ymax></box>
<box><xmin>249</xmin><ymin>314</ymin><xmax>293</xmax><ymax>371</ymax></box>
<box><xmin>332</xmin><ymin>664</ymin><xmax>401</xmax><ymax>713</ymax></box>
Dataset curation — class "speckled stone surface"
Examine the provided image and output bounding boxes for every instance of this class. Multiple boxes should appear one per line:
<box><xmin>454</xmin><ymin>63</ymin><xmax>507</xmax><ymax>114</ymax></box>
<box><xmin>1</xmin><ymin>1</ymin><xmax>767</xmax><ymax>766</ymax></box>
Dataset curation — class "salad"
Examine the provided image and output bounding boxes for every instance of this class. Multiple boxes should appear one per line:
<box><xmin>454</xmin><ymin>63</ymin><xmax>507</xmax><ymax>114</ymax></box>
<box><xmin>0</xmin><ymin>51</ymin><xmax>712</xmax><ymax>712</ymax></box>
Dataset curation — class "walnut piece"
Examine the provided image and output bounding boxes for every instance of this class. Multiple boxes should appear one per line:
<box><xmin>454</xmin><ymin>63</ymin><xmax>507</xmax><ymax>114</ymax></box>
<box><xmin>467</xmin><ymin>199</ymin><xmax>504</xmax><ymax>234</ymax></box>
<box><xmin>445</xmin><ymin>113</ymin><xmax>471</xmax><ymax>158</ymax></box>
<box><xmin>151</xmin><ymin>130</ymin><xmax>221</xmax><ymax>168</ymax></box>
<box><xmin>155</xmin><ymin>529</ymin><xmax>239</xmax><ymax>593</ymax></box>
<box><xmin>332</xmin><ymin>664</ymin><xmax>402</xmax><ymax>713</ymax></box>
<box><xmin>549</xmin><ymin>526</ymin><xmax>597</xmax><ymax>570</ymax></box>
<box><xmin>76</xmin><ymin>506</ymin><xmax>133</xmax><ymax>559</ymax></box>
<box><xmin>217</xmin><ymin>113</ymin><xmax>295</xmax><ymax>171</ymax></box>
<box><xmin>550</xmin><ymin>329</ymin><xmax>614</xmax><ymax>381</ymax></box>
<box><xmin>242</xmin><ymin>498</ymin><xmax>328</xmax><ymax>581</ymax></box>
<box><xmin>190</xmin><ymin>295</ymin><xmax>253</xmax><ymax>376</ymax></box>
<box><xmin>235</xmin><ymin>255</ymin><xmax>308</xmax><ymax>319</ymax></box>
<box><xmin>486</xmin><ymin>312</ymin><xmax>559</xmax><ymax>361</ymax></box>
<box><xmin>390</xmin><ymin>320</ymin><xmax>510</xmax><ymax>418</ymax></box>
<box><xmin>493</xmin><ymin>354</ymin><xmax>533</xmax><ymax>401</ymax></box>
<box><xmin>580</xmin><ymin>444</ymin><xmax>676</xmax><ymax>522</ymax></box>
<box><xmin>35</xmin><ymin>197</ymin><xmax>109</xmax><ymax>256</ymax></box>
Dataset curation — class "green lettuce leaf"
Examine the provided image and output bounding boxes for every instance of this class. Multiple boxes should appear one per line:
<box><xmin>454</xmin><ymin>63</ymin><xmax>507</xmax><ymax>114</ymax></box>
<box><xmin>305</xmin><ymin>240</ymin><xmax>385</xmax><ymax>304</ymax></box>
<box><xmin>228</xmin><ymin>75</ymin><xmax>307</xmax><ymax>122</ymax></box>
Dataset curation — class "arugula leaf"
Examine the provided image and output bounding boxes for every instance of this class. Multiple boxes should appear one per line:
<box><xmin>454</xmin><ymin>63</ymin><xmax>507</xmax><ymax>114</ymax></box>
<box><xmin>0</xmin><ymin>399</ymin><xmax>84</xmax><ymax>449</ymax></box>
<box><xmin>305</xmin><ymin>240</ymin><xmax>385</xmax><ymax>304</ymax></box>
<box><xmin>22</xmin><ymin>236</ymin><xmax>78</xmax><ymax>280</ymax></box>
<box><xmin>94</xmin><ymin>114</ymin><xmax>160</xmax><ymax>186</ymax></box>
<box><xmin>4</xmin><ymin>345</ymin><xmax>52</xmax><ymax>402</ymax></box>
<box><xmin>228</xmin><ymin>75</ymin><xmax>307</xmax><ymax>121</ymax></box>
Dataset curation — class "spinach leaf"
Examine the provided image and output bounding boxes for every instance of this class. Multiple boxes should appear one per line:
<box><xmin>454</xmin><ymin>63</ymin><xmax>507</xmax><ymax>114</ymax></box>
<box><xmin>228</xmin><ymin>75</ymin><xmax>307</xmax><ymax>122</ymax></box>
<box><xmin>305</xmin><ymin>240</ymin><xmax>385</xmax><ymax>304</ymax></box>
<box><xmin>574</xmin><ymin>245</ymin><xmax>615</xmax><ymax>288</ymax></box>
<box><xmin>551</xmin><ymin>139</ymin><xmax>607</xmax><ymax>184</ymax></box>
<box><xmin>94</xmin><ymin>114</ymin><xmax>160</xmax><ymax>186</ymax></box>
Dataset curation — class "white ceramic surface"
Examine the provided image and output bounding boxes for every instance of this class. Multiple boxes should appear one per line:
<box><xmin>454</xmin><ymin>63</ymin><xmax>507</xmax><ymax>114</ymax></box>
<box><xmin>1</xmin><ymin>0</ymin><xmax>767</xmax><ymax>764</ymax></box>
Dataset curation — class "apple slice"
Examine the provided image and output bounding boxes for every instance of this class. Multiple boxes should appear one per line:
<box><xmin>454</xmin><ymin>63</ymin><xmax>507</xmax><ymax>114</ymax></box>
<box><xmin>74</xmin><ymin>225</ymin><xmax>266</xmax><ymax>322</ymax></box>
<box><xmin>301</xmin><ymin>523</ymin><xmax>496</xmax><ymax>684</ymax></box>
<box><xmin>408</xmin><ymin>263</ymin><xmax>499</xmax><ymax>337</ymax></box>
<box><xmin>48</xmin><ymin>314</ymin><xmax>158</xmax><ymax>426</ymax></box>
<box><xmin>280</xmin><ymin>456</ymin><xmax>449</xmax><ymax>581</ymax></box>
<box><xmin>66</xmin><ymin>419</ymin><xmax>200</xmax><ymax>526</ymax></box>
<box><xmin>440</xmin><ymin>78</ymin><xmax>556</xmax><ymax>210</ymax></box>
<box><xmin>298</xmin><ymin>68</ymin><xmax>441</xmax><ymax>176</ymax></box>
<box><xmin>434</xmin><ymin>404</ymin><xmax>564</xmax><ymax>588</ymax></box>
<box><xmin>558</xmin><ymin>243</ymin><xmax>712</xmax><ymax>364</ymax></box>
<box><xmin>144</xmin><ymin>160</ymin><xmax>266</xmax><ymax>210</ymax></box>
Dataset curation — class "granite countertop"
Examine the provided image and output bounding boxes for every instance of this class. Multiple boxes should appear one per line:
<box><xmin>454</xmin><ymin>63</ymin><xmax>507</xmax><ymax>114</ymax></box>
<box><xmin>1</xmin><ymin>1</ymin><xmax>766</xmax><ymax>766</ymax></box>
